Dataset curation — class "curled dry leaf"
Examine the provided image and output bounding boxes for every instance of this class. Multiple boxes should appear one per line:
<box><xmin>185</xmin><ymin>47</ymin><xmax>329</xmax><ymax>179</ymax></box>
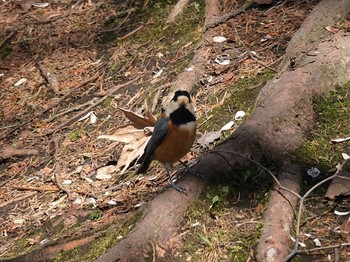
<box><xmin>96</xmin><ymin>165</ymin><xmax>118</xmax><ymax>180</ymax></box>
<box><xmin>98</xmin><ymin>125</ymin><xmax>145</xmax><ymax>144</ymax></box>
<box><xmin>197</xmin><ymin>131</ymin><xmax>221</xmax><ymax>146</ymax></box>
<box><xmin>118</xmin><ymin>135</ymin><xmax>151</xmax><ymax>174</ymax></box>
<box><xmin>118</xmin><ymin>107</ymin><xmax>156</xmax><ymax>129</ymax></box>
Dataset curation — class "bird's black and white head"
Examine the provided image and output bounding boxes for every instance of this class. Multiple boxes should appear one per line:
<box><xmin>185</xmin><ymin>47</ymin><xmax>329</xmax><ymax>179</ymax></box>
<box><xmin>165</xmin><ymin>90</ymin><xmax>196</xmax><ymax>127</ymax></box>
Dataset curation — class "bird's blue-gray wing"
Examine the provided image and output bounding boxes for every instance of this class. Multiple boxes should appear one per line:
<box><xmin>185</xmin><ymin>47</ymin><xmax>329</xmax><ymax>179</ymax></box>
<box><xmin>137</xmin><ymin>118</ymin><xmax>169</xmax><ymax>173</ymax></box>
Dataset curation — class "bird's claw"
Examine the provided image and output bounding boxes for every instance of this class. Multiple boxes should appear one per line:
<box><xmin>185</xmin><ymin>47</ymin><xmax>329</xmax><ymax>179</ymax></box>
<box><xmin>169</xmin><ymin>181</ymin><xmax>187</xmax><ymax>195</ymax></box>
<box><xmin>182</xmin><ymin>167</ymin><xmax>204</xmax><ymax>179</ymax></box>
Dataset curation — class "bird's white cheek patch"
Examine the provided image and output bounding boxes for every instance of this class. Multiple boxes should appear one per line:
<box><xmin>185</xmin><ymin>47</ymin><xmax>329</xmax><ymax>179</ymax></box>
<box><xmin>178</xmin><ymin>121</ymin><xmax>196</xmax><ymax>132</ymax></box>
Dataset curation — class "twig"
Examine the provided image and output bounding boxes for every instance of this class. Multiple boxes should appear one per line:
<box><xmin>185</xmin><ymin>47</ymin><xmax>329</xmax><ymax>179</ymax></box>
<box><xmin>118</xmin><ymin>25</ymin><xmax>144</xmax><ymax>40</ymax></box>
<box><xmin>44</xmin><ymin>76</ymin><xmax>141</xmax><ymax>136</ymax></box>
<box><xmin>37</xmin><ymin>62</ymin><xmax>60</xmax><ymax>94</ymax></box>
<box><xmin>53</xmin><ymin>137</ymin><xmax>72</xmax><ymax>199</ymax></box>
<box><xmin>0</xmin><ymin>147</ymin><xmax>39</xmax><ymax>161</ymax></box>
<box><xmin>0</xmin><ymin>191</ymin><xmax>37</xmax><ymax>209</ymax></box>
<box><xmin>233</xmin><ymin>25</ymin><xmax>277</xmax><ymax>73</ymax></box>
<box><xmin>45</xmin><ymin>98</ymin><xmax>96</xmax><ymax>123</ymax></box>
<box><xmin>0</xmin><ymin>31</ymin><xmax>15</xmax><ymax>48</ymax></box>
<box><xmin>101</xmin><ymin>9</ymin><xmax>133</xmax><ymax>33</ymax></box>
<box><xmin>12</xmin><ymin>185</ymin><xmax>61</xmax><ymax>192</ymax></box>
<box><xmin>284</xmin><ymin>159</ymin><xmax>349</xmax><ymax>262</ymax></box>
<box><xmin>210</xmin><ymin>150</ymin><xmax>302</xmax><ymax>199</ymax></box>
<box><xmin>166</xmin><ymin>0</ymin><xmax>190</xmax><ymax>23</ymax></box>
<box><xmin>204</xmin><ymin>1</ymin><xmax>254</xmax><ymax>30</ymax></box>
<box><xmin>290</xmin><ymin>242</ymin><xmax>350</xmax><ymax>256</ymax></box>
<box><xmin>11</xmin><ymin>185</ymin><xmax>97</xmax><ymax>198</ymax></box>
<box><xmin>0</xmin><ymin>72</ymin><xmax>101</xmax><ymax>140</ymax></box>
<box><xmin>151</xmin><ymin>82</ymin><xmax>173</xmax><ymax>112</ymax></box>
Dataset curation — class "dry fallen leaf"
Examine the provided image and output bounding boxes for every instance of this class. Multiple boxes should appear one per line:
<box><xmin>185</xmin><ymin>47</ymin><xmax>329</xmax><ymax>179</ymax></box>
<box><xmin>119</xmin><ymin>107</ymin><xmax>156</xmax><ymax>129</ymax></box>
<box><xmin>197</xmin><ymin>131</ymin><xmax>221</xmax><ymax>146</ymax></box>
<box><xmin>118</xmin><ymin>136</ymin><xmax>151</xmax><ymax>174</ymax></box>
<box><xmin>98</xmin><ymin>125</ymin><xmax>145</xmax><ymax>143</ymax></box>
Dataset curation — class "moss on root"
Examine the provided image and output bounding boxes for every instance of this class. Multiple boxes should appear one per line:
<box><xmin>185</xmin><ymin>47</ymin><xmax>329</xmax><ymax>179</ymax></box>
<box><xmin>294</xmin><ymin>82</ymin><xmax>350</xmax><ymax>171</ymax></box>
<box><xmin>201</xmin><ymin>71</ymin><xmax>275</xmax><ymax>132</ymax></box>
<box><xmin>52</xmin><ymin>211</ymin><xmax>142</xmax><ymax>262</ymax></box>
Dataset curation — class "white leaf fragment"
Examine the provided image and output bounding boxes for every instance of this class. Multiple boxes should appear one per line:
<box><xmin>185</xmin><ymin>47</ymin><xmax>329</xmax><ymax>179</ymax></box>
<box><xmin>334</xmin><ymin>210</ymin><xmax>350</xmax><ymax>216</ymax></box>
<box><xmin>307</xmin><ymin>167</ymin><xmax>320</xmax><ymax>178</ymax></box>
<box><xmin>290</xmin><ymin>236</ymin><xmax>306</xmax><ymax>247</ymax></box>
<box><xmin>235</xmin><ymin>111</ymin><xmax>245</xmax><ymax>120</ymax></box>
<box><xmin>342</xmin><ymin>153</ymin><xmax>350</xmax><ymax>160</ymax></box>
<box><xmin>186</xmin><ymin>65</ymin><xmax>195</xmax><ymax>71</ymax></box>
<box><xmin>134</xmin><ymin>202</ymin><xmax>144</xmax><ymax>208</ymax></box>
<box><xmin>214</xmin><ymin>57</ymin><xmax>230</xmax><ymax>65</ymax></box>
<box><xmin>14</xmin><ymin>78</ymin><xmax>27</xmax><ymax>86</ymax></box>
<box><xmin>153</xmin><ymin>68</ymin><xmax>164</xmax><ymax>78</ymax></box>
<box><xmin>108</xmin><ymin>200</ymin><xmax>117</xmax><ymax>205</ymax></box>
<box><xmin>62</xmin><ymin>180</ymin><xmax>72</xmax><ymax>185</ymax></box>
<box><xmin>313</xmin><ymin>238</ymin><xmax>321</xmax><ymax>247</ymax></box>
<box><xmin>32</xmin><ymin>2</ymin><xmax>49</xmax><ymax>8</ymax></box>
<box><xmin>213</xmin><ymin>36</ymin><xmax>227</xmax><ymax>43</ymax></box>
<box><xmin>78</xmin><ymin>111</ymin><xmax>97</xmax><ymax>124</ymax></box>
<box><xmin>221</xmin><ymin>121</ymin><xmax>234</xmax><ymax>131</ymax></box>
<box><xmin>331</xmin><ymin>136</ymin><xmax>350</xmax><ymax>143</ymax></box>
<box><xmin>96</xmin><ymin>165</ymin><xmax>117</xmax><ymax>180</ymax></box>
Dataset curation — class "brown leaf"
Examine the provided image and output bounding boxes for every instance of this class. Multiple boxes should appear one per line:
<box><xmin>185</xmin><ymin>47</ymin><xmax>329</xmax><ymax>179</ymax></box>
<box><xmin>98</xmin><ymin>125</ymin><xmax>145</xmax><ymax>143</ymax></box>
<box><xmin>325</xmin><ymin>170</ymin><xmax>350</xmax><ymax>199</ymax></box>
<box><xmin>117</xmin><ymin>136</ymin><xmax>150</xmax><ymax>173</ymax></box>
<box><xmin>118</xmin><ymin>107</ymin><xmax>156</xmax><ymax>129</ymax></box>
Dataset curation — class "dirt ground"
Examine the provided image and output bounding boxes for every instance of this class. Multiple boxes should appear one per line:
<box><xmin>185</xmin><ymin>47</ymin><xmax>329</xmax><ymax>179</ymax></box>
<box><xmin>1</xmin><ymin>0</ymin><xmax>350</xmax><ymax>261</ymax></box>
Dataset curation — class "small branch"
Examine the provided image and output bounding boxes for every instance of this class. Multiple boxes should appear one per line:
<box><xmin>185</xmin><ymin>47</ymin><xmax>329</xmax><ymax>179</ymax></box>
<box><xmin>0</xmin><ymin>31</ymin><xmax>15</xmax><ymax>48</ymax></box>
<box><xmin>233</xmin><ymin>25</ymin><xmax>277</xmax><ymax>73</ymax></box>
<box><xmin>0</xmin><ymin>147</ymin><xmax>39</xmax><ymax>161</ymax></box>
<box><xmin>37</xmin><ymin>62</ymin><xmax>60</xmax><ymax>94</ymax></box>
<box><xmin>11</xmin><ymin>185</ymin><xmax>97</xmax><ymax>198</ymax></box>
<box><xmin>205</xmin><ymin>1</ymin><xmax>254</xmax><ymax>30</ymax></box>
<box><xmin>44</xmin><ymin>76</ymin><xmax>142</xmax><ymax>136</ymax></box>
<box><xmin>166</xmin><ymin>0</ymin><xmax>190</xmax><ymax>23</ymax></box>
<box><xmin>0</xmin><ymin>72</ymin><xmax>101</xmax><ymax>141</ymax></box>
<box><xmin>284</xmin><ymin>159</ymin><xmax>349</xmax><ymax>262</ymax></box>
<box><xmin>0</xmin><ymin>191</ymin><xmax>37</xmax><ymax>209</ymax></box>
<box><xmin>118</xmin><ymin>25</ymin><xmax>144</xmax><ymax>40</ymax></box>
<box><xmin>45</xmin><ymin>98</ymin><xmax>96</xmax><ymax>123</ymax></box>
<box><xmin>211</xmin><ymin>150</ymin><xmax>302</xmax><ymax>199</ymax></box>
<box><xmin>151</xmin><ymin>82</ymin><xmax>173</xmax><ymax>112</ymax></box>
<box><xmin>53</xmin><ymin>137</ymin><xmax>72</xmax><ymax>199</ymax></box>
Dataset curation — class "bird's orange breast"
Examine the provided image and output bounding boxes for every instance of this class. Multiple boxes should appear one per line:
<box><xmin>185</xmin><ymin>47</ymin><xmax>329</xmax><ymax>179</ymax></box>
<box><xmin>153</xmin><ymin>121</ymin><xmax>196</xmax><ymax>165</ymax></box>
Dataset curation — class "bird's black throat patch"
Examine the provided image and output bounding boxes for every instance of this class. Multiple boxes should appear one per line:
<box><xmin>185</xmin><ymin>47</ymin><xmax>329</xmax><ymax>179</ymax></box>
<box><xmin>170</xmin><ymin>105</ymin><xmax>196</xmax><ymax>126</ymax></box>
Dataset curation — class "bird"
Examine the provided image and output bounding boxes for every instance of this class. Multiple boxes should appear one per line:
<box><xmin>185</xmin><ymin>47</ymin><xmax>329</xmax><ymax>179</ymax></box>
<box><xmin>137</xmin><ymin>90</ymin><xmax>196</xmax><ymax>193</ymax></box>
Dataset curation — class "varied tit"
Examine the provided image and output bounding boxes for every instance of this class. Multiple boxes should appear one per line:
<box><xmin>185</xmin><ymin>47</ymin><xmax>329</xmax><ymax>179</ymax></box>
<box><xmin>137</xmin><ymin>90</ymin><xmax>196</xmax><ymax>193</ymax></box>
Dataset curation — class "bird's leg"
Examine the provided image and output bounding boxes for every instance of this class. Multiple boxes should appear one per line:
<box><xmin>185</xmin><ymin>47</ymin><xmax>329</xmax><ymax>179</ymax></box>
<box><xmin>164</xmin><ymin>163</ymin><xmax>187</xmax><ymax>194</ymax></box>
<box><xmin>179</xmin><ymin>160</ymin><xmax>204</xmax><ymax>179</ymax></box>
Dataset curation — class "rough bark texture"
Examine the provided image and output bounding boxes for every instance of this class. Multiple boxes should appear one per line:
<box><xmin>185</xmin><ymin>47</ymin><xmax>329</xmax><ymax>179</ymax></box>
<box><xmin>97</xmin><ymin>0</ymin><xmax>350</xmax><ymax>261</ymax></box>
<box><xmin>256</xmin><ymin>165</ymin><xmax>302</xmax><ymax>262</ymax></box>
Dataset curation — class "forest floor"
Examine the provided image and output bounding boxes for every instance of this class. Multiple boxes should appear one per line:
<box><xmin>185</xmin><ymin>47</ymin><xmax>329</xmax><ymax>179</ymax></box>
<box><xmin>1</xmin><ymin>0</ymin><xmax>350</xmax><ymax>261</ymax></box>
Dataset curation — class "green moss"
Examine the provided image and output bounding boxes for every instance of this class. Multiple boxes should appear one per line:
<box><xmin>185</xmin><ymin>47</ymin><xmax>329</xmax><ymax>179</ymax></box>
<box><xmin>70</xmin><ymin>130</ymin><xmax>80</xmax><ymax>142</ymax></box>
<box><xmin>52</xmin><ymin>212</ymin><xmax>142</xmax><ymax>262</ymax></box>
<box><xmin>201</xmin><ymin>71</ymin><xmax>275</xmax><ymax>131</ymax></box>
<box><xmin>89</xmin><ymin>210</ymin><xmax>103</xmax><ymax>221</ymax></box>
<box><xmin>0</xmin><ymin>44</ymin><xmax>12</xmax><ymax>60</ymax></box>
<box><xmin>108</xmin><ymin>0</ymin><xmax>204</xmax><ymax>81</ymax></box>
<box><xmin>180</xmin><ymin>171</ymin><xmax>270</xmax><ymax>261</ymax></box>
<box><xmin>294</xmin><ymin>83</ymin><xmax>350</xmax><ymax>170</ymax></box>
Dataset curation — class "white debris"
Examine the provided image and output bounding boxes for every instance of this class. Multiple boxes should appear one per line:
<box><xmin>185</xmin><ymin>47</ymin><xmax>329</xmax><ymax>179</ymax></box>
<box><xmin>235</xmin><ymin>111</ymin><xmax>246</xmax><ymax>120</ymax></box>
<box><xmin>307</xmin><ymin>167</ymin><xmax>320</xmax><ymax>178</ymax></box>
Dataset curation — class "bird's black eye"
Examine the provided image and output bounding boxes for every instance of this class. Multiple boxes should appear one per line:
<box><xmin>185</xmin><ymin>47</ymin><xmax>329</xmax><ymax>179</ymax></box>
<box><xmin>173</xmin><ymin>90</ymin><xmax>191</xmax><ymax>103</ymax></box>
